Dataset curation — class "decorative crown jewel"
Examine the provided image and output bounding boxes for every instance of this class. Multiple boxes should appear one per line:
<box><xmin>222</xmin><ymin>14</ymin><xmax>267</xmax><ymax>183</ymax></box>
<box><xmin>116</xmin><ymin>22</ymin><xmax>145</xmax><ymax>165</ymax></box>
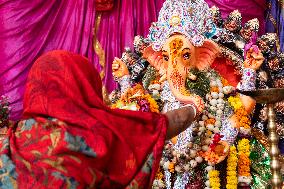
<box><xmin>227</xmin><ymin>10</ymin><xmax>242</xmax><ymax>22</ymax></box>
<box><xmin>244</xmin><ymin>18</ymin><xmax>259</xmax><ymax>32</ymax></box>
<box><xmin>259</xmin><ymin>33</ymin><xmax>277</xmax><ymax>45</ymax></box>
<box><xmin>148</xmin><ymin>0</ymin><xmax>217</xmax><ymax>51</ymax></box>
<box><xmin>210</xmin><ymin>6</ymin><xmax>221</xmax><ymax>17</ymax></box>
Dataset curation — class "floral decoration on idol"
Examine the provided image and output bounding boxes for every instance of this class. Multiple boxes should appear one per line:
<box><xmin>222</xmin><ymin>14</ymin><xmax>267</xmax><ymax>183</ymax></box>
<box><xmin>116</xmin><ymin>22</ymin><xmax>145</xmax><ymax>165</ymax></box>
<box><xmin>110</xmin><ymin>0</ymin><xmax>276</xmax><ymax>188</ymax></box>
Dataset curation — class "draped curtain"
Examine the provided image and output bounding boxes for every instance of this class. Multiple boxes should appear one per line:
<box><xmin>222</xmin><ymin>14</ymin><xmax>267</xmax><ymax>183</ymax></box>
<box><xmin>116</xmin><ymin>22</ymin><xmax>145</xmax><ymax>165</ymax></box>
<box><xmin>95</xmin><ymin>0</ymin><xmax>164</xmax><ymax>94</ymax></box>
<box><xmin>265</xmin><ymin>0</ymin><xmax>284</xmax><ymax>51</ymax></box>
<box><xmin>0</xmin><ymin>0</ymin><xmax>98</xmax><ymax>120</ymax></box>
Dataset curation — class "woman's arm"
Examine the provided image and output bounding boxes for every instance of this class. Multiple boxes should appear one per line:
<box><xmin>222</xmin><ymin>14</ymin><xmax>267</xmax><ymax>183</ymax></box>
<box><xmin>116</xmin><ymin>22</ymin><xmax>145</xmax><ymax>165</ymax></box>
<box><xmin>164</xmin><ymin>106</ymin><xmax>196</xmax><ymax>139</ymax></box>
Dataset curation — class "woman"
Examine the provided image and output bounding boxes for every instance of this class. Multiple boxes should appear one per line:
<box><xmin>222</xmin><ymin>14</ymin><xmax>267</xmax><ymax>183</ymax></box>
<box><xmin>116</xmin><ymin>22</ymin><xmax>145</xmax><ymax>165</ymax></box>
<box><xmin>0</xmin><ymin>50</ymin><xmax>196</xmax><ymax>188</ymax></box>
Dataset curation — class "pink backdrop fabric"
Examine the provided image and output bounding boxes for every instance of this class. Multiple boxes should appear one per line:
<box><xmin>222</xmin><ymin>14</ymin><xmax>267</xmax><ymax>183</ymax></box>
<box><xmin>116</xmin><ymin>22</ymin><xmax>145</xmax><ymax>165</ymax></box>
<box><xmin>0</xmin><ymin>0</ymin><xmax>266</xmax><ymax>120</ymax></box>
<box><xmin>95</xmin><ymin>0</ymin><xmax>164</xmax><ymax>94</ymax></box>
<box><xmin>0</xmin><ymin>0</ymin><xmax>98</xmax><ymax>120</ymax></box>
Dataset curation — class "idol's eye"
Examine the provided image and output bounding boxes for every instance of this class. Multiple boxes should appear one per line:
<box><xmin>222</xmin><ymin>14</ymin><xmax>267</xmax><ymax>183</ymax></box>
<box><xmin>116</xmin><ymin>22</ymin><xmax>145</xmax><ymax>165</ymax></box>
<box><xmin>163</xmin><ymin>55</ymin><xmax>169</xmax><ymax>61</ymax></box>
<box><xmin>183</xmin><ymin>52</ymin><xmax>191</xmax><ymax>60</ymax></box>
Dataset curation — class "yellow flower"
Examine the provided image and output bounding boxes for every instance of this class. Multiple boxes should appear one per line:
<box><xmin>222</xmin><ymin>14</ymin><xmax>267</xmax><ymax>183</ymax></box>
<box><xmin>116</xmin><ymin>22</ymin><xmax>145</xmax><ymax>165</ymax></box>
<box><xmin>209</xmin><ymin>170</ymin><xmax>220</xmax><ymax>189</ymax></box>
<box><xmin>143</xmin><ymin>94</ymin><xmax>160</xmax><ymax>113</ymax></box>
<box><xmin>237</xmin><ymin>140</ymin><xmax>251</xmax><ymax>177</ymax></box>
<box><xmin>226</xmin><ymin>145</ymin><xmax>238</xmax><ymax>189</ymax></box>
<box><xmin>155</xmin><ymin>168</ymin><xmax>164</xmax><ymax>180</ymax></box>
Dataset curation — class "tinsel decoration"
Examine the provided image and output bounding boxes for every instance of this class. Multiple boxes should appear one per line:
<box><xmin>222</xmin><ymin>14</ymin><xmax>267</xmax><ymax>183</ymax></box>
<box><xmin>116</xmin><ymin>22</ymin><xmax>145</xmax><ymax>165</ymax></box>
<box><xmin>250</xmin><ymin>139</ymin><xmax>272</xmax><ymax>189</ymax></box>
<box><xmin>186</xmin><ymin>69</ymin><xmax>210</xmax><ymax>99</ymax></box>
<box><xmin>0</xmin><ymin>96</ymin><xmax>10</xmax><ymax>128</ymax></box>
<box><xmin>142</xmin><ymin>66</ymin><xmax>159</xmax><ymax>90</ymax></box>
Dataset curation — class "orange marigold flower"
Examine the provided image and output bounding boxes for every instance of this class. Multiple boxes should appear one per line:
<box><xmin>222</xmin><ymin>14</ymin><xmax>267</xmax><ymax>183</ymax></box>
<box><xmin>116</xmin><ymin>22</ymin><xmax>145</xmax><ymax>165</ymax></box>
<box><xmin>205</xmin><ymin>118</ymin><xmax>216</xmax><ymax>126</ymax></box>
<box><xmin>169</xmin><ymin>162</ymin><xmax>175</xmax><ymax>173</ymax></box>
<box><xmin>221</xmin><ymin>77</ymin><xmax>230</xmax><ymax>86</ymax></box>
<box><xmin>210</xmin><ymin>86</ymin><xmax>219</xmax><ymax>92</ymax></box>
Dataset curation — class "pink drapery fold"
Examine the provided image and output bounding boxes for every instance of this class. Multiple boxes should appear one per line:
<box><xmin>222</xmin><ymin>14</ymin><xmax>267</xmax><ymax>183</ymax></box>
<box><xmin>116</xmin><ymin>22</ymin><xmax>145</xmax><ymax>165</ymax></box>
<box><xmin>0</xmin><ymin>0</ymin><xmax>98</xmax><ymax>120</ymax></box>
<box><xmin>95</xmin><ymin>0</ymin><xmax>165</xmax><ymax>93</ymax></box>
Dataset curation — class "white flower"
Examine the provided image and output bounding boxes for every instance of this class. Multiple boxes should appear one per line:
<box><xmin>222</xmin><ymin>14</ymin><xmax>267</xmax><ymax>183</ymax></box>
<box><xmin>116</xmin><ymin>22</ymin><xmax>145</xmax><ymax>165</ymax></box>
<box><xmin>163</xmin><ymin>161</ymin><xmax>170</xmax><ymax>170</ymax></box>
<box><xmin>205</xmin><ymin>165</ymin><xmax>213</xmax><ymax>172</ymax></box>
<box><xmin>211</xmin><ymin>92</ymin><xmax>219</xmax><ymax>99</ymax></box>
<box><xmin>223</xmin><ymin>86</ymin><xmax>234</xmax><ymax>94</ymax></box>
<box><xmin>210</xmin><ymin>99</ymin><xmax>218</xmax><ymax>106</ymax></box>
<box><xmin>202</xmin><ymin>145</ymin><xmax>209</xmax><ymax>151</ymax></box>
<box><xmin>189</xmin><ymin>160</ymin><xmax>197</xmax><ymax>168</ymax></box>
<box><xmin>218</xmin><ymin>92</ymin><xmax>224</xmax><ymax>99</ymax></box>
<box><xmin>195</xmin><ymin>156</ymin><xmax>203</xmax><ymax>163</ymax></box>
<box><xmin>207</xmin><ymin>124</ymin><xmax>214</xmax><ymax>131</ymax></box>
<box><xmin>216</xmin><ymin>109</ymin><xmax>223</xmax><ymax>115</ymax></box>
<box><xmin>210</xmin><ymin>81</ymin><xmax>217</xmax><ymax>87</ymax></box>
<box><xmin>202</xmin><ymin>115</ymin><xmax>208</xmax><ymax>121</ymax></box>
<box><xmin>238</xmin><ymin>176</ymin><xmax>252</xmax><ymax>184</ymax></box>
<box><xmin>205</xmin><ymin>180</ymin><xmax>211</xmax><ymax>187</ymax></box>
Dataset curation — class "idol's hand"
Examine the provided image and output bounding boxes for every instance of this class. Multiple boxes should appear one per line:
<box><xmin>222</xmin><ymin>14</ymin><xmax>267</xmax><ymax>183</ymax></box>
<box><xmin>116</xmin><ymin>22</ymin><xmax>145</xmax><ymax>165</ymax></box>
<box><xmin>215</xmin><ymin>141</ymin><xmax>230</xmax><ymax>164</ymax></box>
<box><xmin>112</xmin><ymin>57</ymin><xmax>129</xmax><ymax>79</ymax></box>
<box><xmin>244</xmin><ymin>47</ymin><xmax>264</xmax><ymax>71</ymax></box>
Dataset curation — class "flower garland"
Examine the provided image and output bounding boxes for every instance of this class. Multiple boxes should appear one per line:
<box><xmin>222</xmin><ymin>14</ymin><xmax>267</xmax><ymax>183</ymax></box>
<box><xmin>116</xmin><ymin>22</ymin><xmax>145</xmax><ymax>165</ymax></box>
<box><xmin>237</xmin><ymin>138</ymin><xmax>252</xmax><ymax>185</ymax></box>
<box><xmin>111</xmin><ymin>84</ymin><xmax>159</xmax><ymax>113</ymax></box>
<box><xmin>153</xmin><ymin>167</ymin><xmax>165</xmax><ymax>188</ymax></box>
<box><xmin>226</xmin><ymin>145</ymin><xmax>238</xmax><ymax>189</ymax></box>
<box><xmin>208</xmin><ymin>169</ymin><xmax>221</xmax><ymax>189</ymax></box>
<box><xmin>228</xmin><ymin>96</ymin><xmax>252</xmax><ymax>186</ymax></box>
<box><xmin>228</xmin><ymin>96</ymin><xmax>251</xmax><ymax>134</ymax></box>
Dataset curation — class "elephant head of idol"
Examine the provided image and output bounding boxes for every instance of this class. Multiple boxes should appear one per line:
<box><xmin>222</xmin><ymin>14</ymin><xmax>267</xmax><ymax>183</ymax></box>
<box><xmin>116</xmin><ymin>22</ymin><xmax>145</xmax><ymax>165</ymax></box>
<box><xmin>161</xmin><ymin>34</ymin><xmax>220</xmax><ymax>110</ymax></box>
<box><xmin>146</xmin><ymin>0</ymin><xmax>221</xmax><ymax>113</ymax></box>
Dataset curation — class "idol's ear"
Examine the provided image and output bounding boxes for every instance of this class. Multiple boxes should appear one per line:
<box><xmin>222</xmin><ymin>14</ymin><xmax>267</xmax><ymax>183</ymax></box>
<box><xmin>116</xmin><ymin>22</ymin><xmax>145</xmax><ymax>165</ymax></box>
<box><xmin>195</xmin><ymin>39</ymin><xmax>221</xmax><ymax>71</ymax></box>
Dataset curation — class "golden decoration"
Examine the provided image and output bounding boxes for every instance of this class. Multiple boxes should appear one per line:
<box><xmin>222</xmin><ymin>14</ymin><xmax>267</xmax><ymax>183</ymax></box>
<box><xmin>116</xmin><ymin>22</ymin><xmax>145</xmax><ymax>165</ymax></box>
<box><xmin>93</xmin><ymin>12</ymin><xmax>110</xmax><ymax>103</ymax></box>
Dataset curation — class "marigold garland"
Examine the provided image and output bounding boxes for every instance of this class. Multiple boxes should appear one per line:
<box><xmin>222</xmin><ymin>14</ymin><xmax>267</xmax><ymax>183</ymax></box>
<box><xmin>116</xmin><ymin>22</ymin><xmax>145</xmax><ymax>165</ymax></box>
<box><xmin>111</xmin><ymin>84</ymin><xmax>159</xmax><ymax>113</ymax></box>
<box><xmin>226</xmin><ymin>146</ymin><xmax>238</xmax><ymax>189</ymax></box>
<box><xmin>168</xmin><ymin>162</ymin><xmax>175</xmax><ymax>173</ymax></box>
<box><xmin>143</xmin><ymin>94</ymin><xmax>159</xmax><ymax>113</ymax></box>
<box><xmin>237</xmin><ymin>139</ymin><xmax>251</xmax><ymax>178</ymax></box>
<box><xmin>155</xmin><ymin>167</ymin><xmax>164</xmax><ymax>180</ymax></box>
<box><xmin>228</xmin><ymin>96</ymin><xmax>251</xmax><ymax>130</ymax></box>
<box><xmin>209</xmin><ymin>170</ymin><xmax>221</xmax><ymax>189</ymax></box>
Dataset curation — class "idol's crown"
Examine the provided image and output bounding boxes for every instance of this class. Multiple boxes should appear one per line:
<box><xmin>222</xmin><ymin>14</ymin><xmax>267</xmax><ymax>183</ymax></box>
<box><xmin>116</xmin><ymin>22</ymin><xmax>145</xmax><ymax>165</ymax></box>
<box><xmin>148</xmin><ymin>0</ymin><xmax>217</xmax><ymax>51</ymax></box>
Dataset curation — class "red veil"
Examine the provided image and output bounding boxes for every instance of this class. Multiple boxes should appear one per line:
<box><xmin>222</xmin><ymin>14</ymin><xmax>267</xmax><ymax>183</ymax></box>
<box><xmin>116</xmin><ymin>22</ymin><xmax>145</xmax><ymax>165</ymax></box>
<box><xmin>4</xmin><ymin>50</ymin><xmax>167</xmax><ymax>188</ymax></box>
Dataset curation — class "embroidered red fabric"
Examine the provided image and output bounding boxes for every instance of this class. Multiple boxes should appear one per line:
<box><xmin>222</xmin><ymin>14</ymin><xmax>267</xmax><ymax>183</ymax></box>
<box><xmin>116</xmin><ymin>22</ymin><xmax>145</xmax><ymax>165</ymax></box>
<box><xmin>95</xmin><ymin>0</ymin><xmax>114</xmax><ymax>11</ymax></box>
<box><xmin>3</xmin><ymin>50</ymin><xmax>167</xmax><ymax>188</ymax></box>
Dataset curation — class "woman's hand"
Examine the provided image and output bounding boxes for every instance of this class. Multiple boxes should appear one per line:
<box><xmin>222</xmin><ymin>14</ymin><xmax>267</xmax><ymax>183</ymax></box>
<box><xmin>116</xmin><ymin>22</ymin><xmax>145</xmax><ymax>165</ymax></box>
<box><xmin>164</xmin><ymin>106</ymin><xmax>196</xmax><ymax>140</ymax></box>
<box><xmin>112</xmin><ymin>57</ymin><xmax>129</xmax><ymax>79</ymax></box>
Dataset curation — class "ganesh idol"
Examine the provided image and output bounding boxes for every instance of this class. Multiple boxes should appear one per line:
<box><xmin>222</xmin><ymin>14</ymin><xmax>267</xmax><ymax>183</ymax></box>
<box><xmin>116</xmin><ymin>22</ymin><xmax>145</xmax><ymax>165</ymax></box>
<box><xmin>110</xmin><ymin>0</ymin><xmax>265</xmax><ymax>188</ymax></box>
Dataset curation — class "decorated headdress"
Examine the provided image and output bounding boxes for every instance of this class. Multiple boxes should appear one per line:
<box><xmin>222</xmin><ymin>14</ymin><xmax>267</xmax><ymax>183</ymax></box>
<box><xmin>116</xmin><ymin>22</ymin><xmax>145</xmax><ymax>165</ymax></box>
<box><xmin>210</xmin><ymin>6</ymin><xmax>223</xmax><ymax>27</ymax></box>
<box><xmin>133</xmin><ymin>36</ymin><xmax>150</xmax><ymax>54</ymax></box>
<box><xmin>148</xmin><ymin>0</ymin><xmax>217</xmax><ymax>51</ymax></box>
<box><xmin>226</xmin><ymin>10</ymin><xmax>242</xmax><ymax>23</ymax></box>
<box><xmin>243</xmin><ymin>18</ymin><xmax>259</xmax><ymax>32</ymax></box>
<box><xmin>257</xmin><ymin>33</ymin><xmax>277</xmax><ymax>54</ymax></box>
